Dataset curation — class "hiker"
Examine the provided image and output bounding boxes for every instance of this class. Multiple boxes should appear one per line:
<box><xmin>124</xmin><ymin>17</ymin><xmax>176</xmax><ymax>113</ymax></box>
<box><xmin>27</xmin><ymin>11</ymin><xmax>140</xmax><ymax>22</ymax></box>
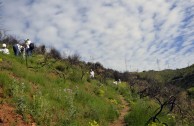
<box><xmin>0</xmin><ymin>43</ymin><xmax>10</xmax><ymax>54</ymax></box>
<box><xmin>113</xmin><ymin>81</ymin><xmax>118</xmax><ymax>85</ymax></box>
<box><xmin>90</xmin><ymin>69</ymin><xmax>95</xmax><ymax>78</ymax></box>
<box><xmin>118</xmin><ymin>79</ymin><xmax>121</xmax><ymax>83</ymax></box>
<box><xmin>13</xmin><ymin>44</ymin><xmax>24</xmax><ymax>56</ymax></box>
<box><xmin>24</xmin><ymin>39</ymin><xmax>34</xmax><ymax>56</ymax></box>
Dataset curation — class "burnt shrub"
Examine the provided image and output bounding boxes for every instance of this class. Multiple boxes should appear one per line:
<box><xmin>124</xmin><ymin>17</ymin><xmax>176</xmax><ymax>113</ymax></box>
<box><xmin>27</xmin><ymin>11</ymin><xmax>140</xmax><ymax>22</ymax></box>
<box><xmin>1</xmin><ymin>35</ymin><xmax>20</xmax><ymax>45</ymax></box>
<box><xmin>34</xmin><ymin>45</ymin><xmax>46</xmax><ymax>54</ymax></box>
<box><xmin>67</xmin><ymin>53</ymin><xmax>81</xmax><ymax>65</ymax></box>
<box><xmin>49</xmin><ymin>48</ymin><xmax>62</xmax><ymax>60</ymax></box>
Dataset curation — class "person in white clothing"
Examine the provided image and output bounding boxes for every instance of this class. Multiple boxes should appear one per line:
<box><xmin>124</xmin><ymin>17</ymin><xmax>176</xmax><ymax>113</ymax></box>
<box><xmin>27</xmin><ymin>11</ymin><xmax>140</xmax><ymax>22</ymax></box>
<box><xmin>118</xmin><ymin>79</ymin><xmax>121</xmax><ymax>83</ymax></box>
<box><xmin>25</xmin><ymin>39</ymin><xmax>31</xmax><ymax>56</ymax></box>
<box><xmin>90</xmin><ymin>69</ymin><xmax>95</xmax><ymax>78</ymax></box>
<box><xmin>0</xmin><ymin>43</ymin><xmax>10</xmax><ymax>54</ymax></box>
<box><xmin>25</xmin><ymin>39</ymin><xmax>31</xmax><ymax>48</ymax></box>
<box><xmin>25</xmin><ymin>39</ymin><xmax>34</xmax><ymax>56</ymax></box>
<box><xmin>113</xmin><ymin>81</ymin><xmax>118</xmax><ymax>85</ymax></box>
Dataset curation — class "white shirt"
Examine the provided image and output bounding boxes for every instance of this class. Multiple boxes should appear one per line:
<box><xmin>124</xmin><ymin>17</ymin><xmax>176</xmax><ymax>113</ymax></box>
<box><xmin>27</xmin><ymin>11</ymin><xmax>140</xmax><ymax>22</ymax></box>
<box><xmin>113</xmin><ymin>81</ymin><xmax>118</xmax><ymax>85</ymax></box>
<box><xmin>17</xmin><ymin>44</ymin><xmax>23</xmax><ymax>52</ymax></box>
<box><xmin>90</xmin><ymin>71</ymin><xmax>95</xmax><ymax>78</ymax></box>
<box><xmin>25</xmin><ymin>40</ymin><xmax>31</xmax><ymax>49</ymax></box>
<box><xmin>0</xmin><ymin>48</ymin><xmax>10</xmax><ymax>54</ymax></box>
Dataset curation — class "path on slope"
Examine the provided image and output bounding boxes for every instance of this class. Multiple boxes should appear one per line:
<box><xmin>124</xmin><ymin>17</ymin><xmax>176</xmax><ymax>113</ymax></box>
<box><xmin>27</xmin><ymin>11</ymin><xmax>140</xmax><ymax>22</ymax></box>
<box><xmin>109</xmin><ymin>95</ymin><xmax>130</xmax><ymax>126</ymax></box>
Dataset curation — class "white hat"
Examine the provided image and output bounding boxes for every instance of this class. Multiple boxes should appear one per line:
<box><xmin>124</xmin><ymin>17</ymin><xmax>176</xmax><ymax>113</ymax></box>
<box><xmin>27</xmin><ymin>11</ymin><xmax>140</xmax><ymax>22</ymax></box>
<box><xmin>2</xmin><ymin>43</ymin><xmax>6</xmax><ymax>48</ymax></box>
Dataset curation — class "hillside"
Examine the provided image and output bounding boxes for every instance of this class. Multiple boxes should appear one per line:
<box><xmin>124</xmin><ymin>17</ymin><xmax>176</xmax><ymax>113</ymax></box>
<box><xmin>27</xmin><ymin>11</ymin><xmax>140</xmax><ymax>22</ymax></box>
<box><xmin>129</xmin><ymin>66</ymin><xmax>194</xmax><ymax>125</ymax></box>
<box><xmin>0</xmin><ymin>47</ymin><xmax>132</xmax><ymax>126</ymax></box>
<box><xmin>0</xmin><ymin>40</ymin><xmax>194</xmax><ymax>126</ymax></box>
<box><xmin>139</xmin><ymin>65</ymin><xmax>194</xmax><ymax>89</ymax></box>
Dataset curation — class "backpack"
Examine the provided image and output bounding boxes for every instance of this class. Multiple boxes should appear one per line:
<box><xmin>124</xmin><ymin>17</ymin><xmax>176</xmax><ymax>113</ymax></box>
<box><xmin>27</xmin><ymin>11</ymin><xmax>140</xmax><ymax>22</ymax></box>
<box><xmin>29</xmin><ymin>43</ymin><xmax>35</xmax><ymax>50</ymax></box>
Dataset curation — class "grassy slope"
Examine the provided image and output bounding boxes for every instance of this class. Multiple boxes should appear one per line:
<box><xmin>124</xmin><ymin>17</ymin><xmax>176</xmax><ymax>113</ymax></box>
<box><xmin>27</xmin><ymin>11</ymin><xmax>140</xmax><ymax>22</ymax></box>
<box><xmin>1</xmin><ymin>47</ymin><xmax>194</xmax><ymax>126</ymax></box>
<box><xmin>0</xmin><ymin>51</ymin><xmax>132</xmax><ymax>126</ymax></box>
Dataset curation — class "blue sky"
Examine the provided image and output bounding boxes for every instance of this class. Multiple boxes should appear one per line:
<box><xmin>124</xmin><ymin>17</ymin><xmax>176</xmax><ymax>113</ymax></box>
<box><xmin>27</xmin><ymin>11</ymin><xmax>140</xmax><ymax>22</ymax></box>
<box><xmin>1</xmin><ymin>0</ymin><xmax>194</xmax><ymax>72</ymax></box>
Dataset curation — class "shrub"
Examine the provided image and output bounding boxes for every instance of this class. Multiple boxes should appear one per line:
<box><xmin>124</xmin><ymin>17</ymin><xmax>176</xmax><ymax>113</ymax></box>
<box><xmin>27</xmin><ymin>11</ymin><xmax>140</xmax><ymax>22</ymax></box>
<box><xmin>187</xmin><ymin>87</ymin><xmax>194</xmax><ymax>98</ymax></box>
<box><xmin>49</xmin><ymin>47</ymin><xmax>61</xmax><ymax>60</ymax></box>
<box><xmin>1</xmin><ymin>35</ymin><xmax>20</xmax><ymax>45</ymax></box>
<box><xmin>67</xmin><ymin>53</ymin><xmax>81</xmax><ymax>65</ymax></box>
<box><xmin>68</xmin><ymin>70</ymin><xmax>81</xmax><ymax>83</ymax></box>
<box><xmin>34</xmin><ymin>45</ymin><xmax>46</xmax><ymax>54</ymax></box>
<box><xmin>94</xmin><ymin>88</ymin><xmax>105</xmax><ymax>97</ymax></box>
<box><xmin>55</xmin><ymin>64</ymin><xmax>65</xmax><ymax>72</ymax></box>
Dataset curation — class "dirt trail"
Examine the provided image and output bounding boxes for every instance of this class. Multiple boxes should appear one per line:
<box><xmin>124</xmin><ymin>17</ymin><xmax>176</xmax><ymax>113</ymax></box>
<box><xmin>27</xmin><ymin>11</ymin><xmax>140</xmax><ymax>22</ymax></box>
<box><xmin>109</xmin><ymin>95</ymin><xmax>130</xmax><ymax>126</ymax></box>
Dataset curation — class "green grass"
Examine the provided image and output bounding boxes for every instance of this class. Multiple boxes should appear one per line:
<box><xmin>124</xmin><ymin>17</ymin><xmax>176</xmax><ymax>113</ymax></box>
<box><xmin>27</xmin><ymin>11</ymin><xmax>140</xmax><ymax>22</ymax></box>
<box><xmin>125</xmin><ymin>97</ymin><xmax>181</xmax><ymax>126</ymax></box>
<box><xmin>125</xmin><ymin>98</ymin><xmax>157</xmax><ymax>126</ymax></box>
<box><xmin>1</xmin><ymin>46</ymin><xmax>193</xmax><ymax>126</ymax></box>
<box><xmin>0</xmin><ymin>52</ymin><xmax>127</xmax><ymax>126</ymax></box>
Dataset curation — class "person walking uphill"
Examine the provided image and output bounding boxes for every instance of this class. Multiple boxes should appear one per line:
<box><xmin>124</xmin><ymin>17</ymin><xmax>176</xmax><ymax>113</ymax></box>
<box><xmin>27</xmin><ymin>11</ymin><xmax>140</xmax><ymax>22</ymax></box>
<box><xmin>90</xmin><ymin>69</ymin><xmax>95</xmax><ymax>78</ymax></box>
<box><xmin>0</xmin><ymin>43</ymin><xmax>10</xmax><ymax>54</ymax></box>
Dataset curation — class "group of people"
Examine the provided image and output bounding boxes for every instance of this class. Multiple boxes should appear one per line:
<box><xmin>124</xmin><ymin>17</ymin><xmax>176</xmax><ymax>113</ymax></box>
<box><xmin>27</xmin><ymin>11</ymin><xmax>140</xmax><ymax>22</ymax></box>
<box><xmin>13</xmin><ymin>39</ymin><xmax>34</xmax><ymax>56</ymax></box>
<box><xmin>0</xmin><ymin>39</ymin><xmax>34</xmax><ymax>57</ymax></box>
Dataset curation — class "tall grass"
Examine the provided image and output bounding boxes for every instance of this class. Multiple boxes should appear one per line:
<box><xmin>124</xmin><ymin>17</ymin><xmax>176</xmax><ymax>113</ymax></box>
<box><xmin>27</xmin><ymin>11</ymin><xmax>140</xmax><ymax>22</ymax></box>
<box><xmin>0</xmin><ymin>51</ymin><xmax>130</xmax><ymax>126</ymax></box>
<box><xmin>125</xmin><ymin>98</ymin><xmax>157</xmax><ymax>126</ymax></box>
<box><xmin>125</xmin><ymin>97</ymin><xmax>177</xmax><ymax>126</ymax></box>
<box><xmin>0</xmin><ymin>73</ymin><xmax>11</xmax><ymax>88</ymax></box>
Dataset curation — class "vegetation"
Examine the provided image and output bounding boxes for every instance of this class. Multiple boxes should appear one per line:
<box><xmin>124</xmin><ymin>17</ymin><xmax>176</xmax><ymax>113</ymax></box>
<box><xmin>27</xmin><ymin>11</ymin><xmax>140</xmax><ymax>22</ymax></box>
<box><xmin>0</xmin><ymin>34</ymin><xmax>194</xmax><ymax>126</ymax></box>
<box><xmin>0</xmin><ymin>35</ymin><xmax>133</xmax><ymax>126</ymax></box>
<box><xmin>124</xmin><ymin>66</ymin><xmax>194</xmax><ymax>126</ymax></box>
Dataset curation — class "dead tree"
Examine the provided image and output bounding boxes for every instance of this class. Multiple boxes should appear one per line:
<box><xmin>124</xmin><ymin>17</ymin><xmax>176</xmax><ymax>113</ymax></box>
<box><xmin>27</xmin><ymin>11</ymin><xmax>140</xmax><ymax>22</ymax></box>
<box><xmin>146</xmin><ymin>96</ymin><xmax>184</xmax><ymax>126</ymax></box>
<box><xmin>137</xmin><ymin>88</ymin><xmax>148</xmax><ymax>98</ymax></box>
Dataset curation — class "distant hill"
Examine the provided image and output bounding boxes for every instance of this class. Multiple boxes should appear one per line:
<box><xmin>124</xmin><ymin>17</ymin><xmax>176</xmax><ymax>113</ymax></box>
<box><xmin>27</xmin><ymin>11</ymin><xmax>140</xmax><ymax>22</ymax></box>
<box><xmin>138</xmin><ymin>64</ymin><xmax>194</xmax><ymax>89</ymax></box>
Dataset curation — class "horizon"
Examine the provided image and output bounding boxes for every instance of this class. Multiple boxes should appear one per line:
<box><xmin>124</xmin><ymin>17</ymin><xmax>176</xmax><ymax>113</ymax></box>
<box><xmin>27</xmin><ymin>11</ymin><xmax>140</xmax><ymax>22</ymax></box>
<box><xmin>1</xmin><ymin>0</ymin><xmax>194</xmax><ymax>72</ymax></box>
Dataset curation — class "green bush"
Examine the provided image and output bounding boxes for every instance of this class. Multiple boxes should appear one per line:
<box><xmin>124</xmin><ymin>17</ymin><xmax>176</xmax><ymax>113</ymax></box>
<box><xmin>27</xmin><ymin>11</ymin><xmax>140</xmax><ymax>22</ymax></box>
<box><xmin>55</xmin><ymin>64</ymin><xmax>65</xmax><ymax>72</ymax></box>
<box><xmin>68</xmin><ymin>70</ymin><xmax>82</xmax><ymax>83</ymax></box>
<box><xmin>187</xmin><ymin>87</ymin><xmax>194</xmax><ymax>98</ymax></box>
<box><xmin>94</xmin><ymin>88</ymin><xmax>105</xmax><ymax>97</ymax></box>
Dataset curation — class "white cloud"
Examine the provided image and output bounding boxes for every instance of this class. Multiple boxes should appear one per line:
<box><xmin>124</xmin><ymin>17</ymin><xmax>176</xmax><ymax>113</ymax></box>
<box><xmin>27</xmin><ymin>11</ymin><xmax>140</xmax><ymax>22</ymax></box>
<box><xmin>2</xmin><ymin>0</ymin><xmax>194</xmax><ymax>72</ymax></box>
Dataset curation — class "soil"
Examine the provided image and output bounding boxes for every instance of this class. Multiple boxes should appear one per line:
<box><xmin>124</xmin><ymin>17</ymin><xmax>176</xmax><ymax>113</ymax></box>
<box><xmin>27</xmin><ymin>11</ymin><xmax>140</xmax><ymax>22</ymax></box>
<box><xmin>0</xmin><ymin>88</ymin><xmax>35</xmax><ymax>126</ymax></box>
<box><xmin>109</xmin><ymin>95</ymin><xmax>130</xmax><ymax>126</ymax></box>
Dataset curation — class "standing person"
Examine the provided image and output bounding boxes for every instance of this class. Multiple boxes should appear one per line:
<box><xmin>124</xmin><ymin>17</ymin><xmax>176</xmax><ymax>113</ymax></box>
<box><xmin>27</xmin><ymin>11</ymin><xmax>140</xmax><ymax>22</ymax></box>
<box><xmin>25</xmin><ymin>39</ymin><xmax>34</xmax><ymax>56</ymax></box>
<box><xmin>13</xmin><ymin>44</ymin><xmax>23</xmax><ymax>56</ymax></box>
<box><xmin>118</xmin><ymin>79</ymin><xmax>121</xmax><ymax>83</ymax></box>
<box><xmin>0</xmin><ymin>43</ymin><xmax>10</xmax><ymax>54</ymax></box>
<box><xmin>90</xmin><ymin>69</ymin><xmax>95</xmax><ymax>78</ymax></box>
<box><xmin>25</xmin><ymin>39</ymin><xmax>31</xmax><ymax>56</ymax></box>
